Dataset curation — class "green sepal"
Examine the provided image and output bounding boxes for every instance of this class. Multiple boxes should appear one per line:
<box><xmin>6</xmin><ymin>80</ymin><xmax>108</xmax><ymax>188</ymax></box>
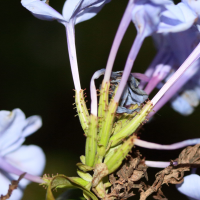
<box><xmin>97</xmin><ymin>99</ymin><xmax>118</xmax><ymax>161</ymax></box>
<box><xmin>76</xmin><ymin>163</ymin><xmax>93</xmax><ymax>172</ymax></box>
<box><xmin>98</xmin><ymin>81</ymin><xmax>110</xmax><ymax>130</ymax></box>
<box><xmin>104</xmin><ymin>182</ymin><xmax>112</xmax><ymax>188</ymax></box>
<box><xmin>77</xmin><ymin>170</ymin><xmax>92</xmax><ymax>182</ymax></box>
<box><xmin>85</xmin><ymin>114</ymin><xmax>98</xmax><ymax>167</ymax></box>
<box><xmin>80</xmin><ymin>155</ymin><xmax>85</xmax><ymax>164</ymax></box>
<box><xmin>112</xmin><ymin>104</ymin><xmax>138</xmax><ymax>136</ymax></box>
<box><xmin>75</xmin><ymin>90</ymin><xmax>89</xmax><ymax>134</ymax></box>
<box><xmin>83</xmin><ymin>183</ymin><xmax>92</xmax><ymax>200</ymax></box>
<box><xmin>105</xmin><ymin>135</ymin><xmax>136</xmax><ymax>174</ymax></box>
<box><xmin>95</xmin><ymin>181</ymin><xmax>106</xmax><ymax>198</ymax></box>
<box><xmin>109</xmin><ymin>101</ymin><xmax>153</xmax><ymax>147</ymax></box>
<box><xmin>43</xmin><ymin>174</ymin><xmax>97</xmax><ymax>200</ymax></box>
<box><xmin>104</xmin><ymin>144</ymin><xmax>122</xmax><ymax>163</ymax></box>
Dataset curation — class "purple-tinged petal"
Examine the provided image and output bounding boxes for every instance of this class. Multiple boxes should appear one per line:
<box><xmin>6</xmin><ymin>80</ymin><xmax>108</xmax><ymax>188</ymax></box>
<box><xmin>21</xmin><ymin>0</ymin><xmax>65</xmax><ymax>22</ymax></box>
<box><xmin>177</xmin><ymin>174</ymin><xmax>200</xmax><ymax>200</ymax></box>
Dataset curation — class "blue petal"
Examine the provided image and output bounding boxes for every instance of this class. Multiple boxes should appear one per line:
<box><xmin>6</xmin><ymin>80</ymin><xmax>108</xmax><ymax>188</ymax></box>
<box><xmin>182</xmin><ymin>0</ymin><xmax>200</xmax><ymax>17</ymax></box>
<box><xmin>21</xmin><ymin>0</ymin><xmax>65</xmax><ymax>22</ymax></box>
<box><xmin>177</xmin><ymin>174</ymin><xmax>200</xmax><ymax>199</ymax></box>
<box><xmin>0</xmin><ymin>109</ymin><xmax>42</xmax><ymax>156</ymax></box>
<box><xmin>75</xmin><ymin>0</ymin><xmax>111</xmax><ymax>24</ymax></box>
<box><xmin>62</xmin><ymin>0</ymin><xmax>83</xmax><ymax>22</ymax></box>
<box><xmin>171</xmin><ymin>95</ymin><xmax>194</xmax><ymax>115</ymax></box>
<box><xmin>158</xmin><ymin>3</ymin><xmax>197</xmax><ymax>33</ymax></box>
<box><xmin>62</xmin><ymin>0</ymin><xmax>111</xmax><ymax>24</ymax></box>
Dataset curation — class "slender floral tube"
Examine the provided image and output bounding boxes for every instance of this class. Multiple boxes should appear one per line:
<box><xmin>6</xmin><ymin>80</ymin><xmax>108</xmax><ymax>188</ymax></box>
<box><xmin>151</xmin><ymin>42</ymin><xmax>200</xmax><ymax>106</ymax></box>
<box><xmin>90</xmin><ymin>69</ymin><xmax>105</xmax><ymax>116</ymax></box>
<box><xmin>145</xmin><ymin>160</ymin><xmax>177</xmax><ymax>168</ymax></box>
<box><xmin>144</xmin><ymin>55</ymin><xmax>172</xmax><ymax>94</ymax></box>
<box><xmin>104</xmin><ymin>0</ymin><xmax>134</xmax><ymax>82</ymax></box>
<box><xmin>134</xmin><ymin>138</ymin><xmax>200</xmax><ymax>150</ymax></box>
<box><xmin>139</xmin><ymin>46</ymin><xmax>168</xmax><ymax>89</ymax></box>
<box><xmin>65</xmin><ymin>19</ymin><xmax>81</xmax><ymax>92</ymax></box>
<box><xmin>148</xmin><ymin>63</ymin><xmax>199</xmax><ymax>118</ymax></box>
<box><xmin>0</xmin><ymin>157</ymin><xmax>44</xmax><ymax>183</ymax></box>
<box><xmin>114</xmin><ymin>34</ymin><xmax>144</xmax><ymax>103</ymax></box>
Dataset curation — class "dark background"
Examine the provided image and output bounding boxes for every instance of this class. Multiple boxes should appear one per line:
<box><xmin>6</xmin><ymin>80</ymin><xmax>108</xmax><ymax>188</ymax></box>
<box><xmin>0</xmin><ymin>0</ymin><xmax>198</xmax><ymax>199</ymax></box>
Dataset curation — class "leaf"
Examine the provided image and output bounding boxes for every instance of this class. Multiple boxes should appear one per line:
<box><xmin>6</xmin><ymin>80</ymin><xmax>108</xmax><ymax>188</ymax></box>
<box><xmin>77</xmin><ymin>170</ymin><xmax>92</xmax><ymax>182</ymax></box>
<box><xmin>45</xmin><ymin>174</ymin><xmax>98</xmax><ymax>200</ymax></box>
<box><xmin>76</xmin><ymin>163</ymin><xmax>93</xmax><ymax>172</ymax></box>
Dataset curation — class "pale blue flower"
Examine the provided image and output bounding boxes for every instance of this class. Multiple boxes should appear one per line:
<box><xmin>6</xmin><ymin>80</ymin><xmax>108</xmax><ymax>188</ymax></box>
<box><xmin>0</xmin><ymin>109</ymin><xmax>45</xmax><ymax>200</ymax></box>
<box><xmin>21</xmin><ymin>0</ymin><xmax>111</xmax><ymax>92</ymax></box>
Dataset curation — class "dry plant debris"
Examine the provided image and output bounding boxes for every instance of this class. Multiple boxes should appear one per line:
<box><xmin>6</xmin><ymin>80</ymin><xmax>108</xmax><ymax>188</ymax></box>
<box><xmin>106</xmin><ymin>144</ymin><xmax>200</xmax><ymax>200</ymax></box>
<box><xmin>106</xmin><ymin>151</ymin><xmax>148</xmax><ymax>200</ymax></box>
<box><xmin>0</xmin><ymin>173</ymin><xmax>26</xmax><ymax>200</ymax></box>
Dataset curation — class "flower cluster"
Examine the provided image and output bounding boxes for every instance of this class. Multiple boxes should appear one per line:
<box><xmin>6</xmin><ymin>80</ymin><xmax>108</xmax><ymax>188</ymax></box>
<box><xmin>15</xmin><ymin>0</ymin><xmax>200</xmax><ymax>199</ymax></box>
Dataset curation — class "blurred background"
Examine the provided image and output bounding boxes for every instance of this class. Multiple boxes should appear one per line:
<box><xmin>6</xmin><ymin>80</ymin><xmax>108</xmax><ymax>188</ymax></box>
<box><xmin>0</xmin><ymin>0</ymin><xmax>198</xmax><ymax>199</ymax></box>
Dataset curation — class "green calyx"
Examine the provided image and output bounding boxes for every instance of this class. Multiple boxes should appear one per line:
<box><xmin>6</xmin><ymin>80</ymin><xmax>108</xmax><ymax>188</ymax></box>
<box><xmin>97</xmin><ymin>99</ymin><xmax>118</xmax><ymax>161</ymax></box>
<box><xmin>85</xmin><ymin>114</ymin><xmax>98</xmax><ymax>167</ymax></box>
<box><xmin>109</xmin><ymin>101</ymin><xmax>153</xmax><ymax>147</ymax></box>
<box><xmin>98</xmin><ymin>81</ymin><xmax>110</xmax><ymax>128</ymax></box>
<box><xmin>72</xmin><ymin>77</ymin><xmax>153</xmax><ymax>199</ymax></box>
<box><xmin>105</xmin><ymin>135</ymin><xmax>136</xmax><ymax>174</ymax></box>
<box><xmin>75</xmin><ymin>90</ymin><xmax>89</xmax><ymax>134</ymax></box>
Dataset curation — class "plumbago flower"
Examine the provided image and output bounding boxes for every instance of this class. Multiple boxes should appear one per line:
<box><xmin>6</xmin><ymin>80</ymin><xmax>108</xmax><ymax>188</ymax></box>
<box><xmin>21</xmin><ymin>0</ymin><xmax>200</xmax><ymax>199</ymax></box>
<box><xmin>21</xmin><ymin>0</ymin><xmax>111</xmax><ymax>93</ymax></box>
<box><xmin>0</xmin><ymin>109</ymin><xmax>45</xmax><ymax>199</ymax></box>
